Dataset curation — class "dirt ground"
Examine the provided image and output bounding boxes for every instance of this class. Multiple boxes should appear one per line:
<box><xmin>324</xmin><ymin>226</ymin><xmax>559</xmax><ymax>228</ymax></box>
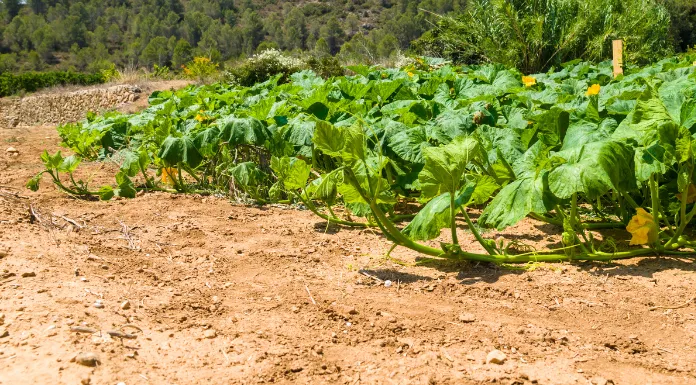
<box><xmin>2</xmin><ymin>100</ymin><xmax>696</xmax><ymax>385</ymax></box>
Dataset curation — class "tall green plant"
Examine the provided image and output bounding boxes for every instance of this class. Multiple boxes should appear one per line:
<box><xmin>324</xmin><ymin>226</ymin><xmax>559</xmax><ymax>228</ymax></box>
<box><xmin>412</xmin><ymin>0</ymin><xmax>674</xmax><ymax>73</ymax></box>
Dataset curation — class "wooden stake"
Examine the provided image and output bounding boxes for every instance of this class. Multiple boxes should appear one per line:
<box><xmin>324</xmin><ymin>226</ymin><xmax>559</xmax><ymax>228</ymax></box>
<box><xmin>612</xmin><ymin>40</ymin><xmax>623</xmax><ymax>77</ymax></box>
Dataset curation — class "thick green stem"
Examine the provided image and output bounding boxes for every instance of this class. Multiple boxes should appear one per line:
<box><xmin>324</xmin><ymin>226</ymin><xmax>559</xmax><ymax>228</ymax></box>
<box><xmin>182</xmin><ymin>164</ymin><xmax>202</xmax><ymax>184</ymax></box>
<box><xmin>449</xmin><ymin>192</ymin><xmax>459</xmax><ymax>246</ymax></box>
<box><xmin>459</xmin><ymin>207</ymin><xmax>496</xmax><ymax>255</ymax></box>
<box><xmin>620</xmin><ymin>191</ymin><xmax>640</xmax><ymax>210</ymax></box>
<box><xmin>48</xmin><ymin>171</ymin><xmax>98</xmax><ymax>196</ymax></box>
<box><xmin>295</xmin><ymin>191</ymin><xmax>370</xmax><ymax>228</ymax></box>
<box><xmin>139</xmin><ymin>162</ymin><xmax>153</xmax><ymax>188</ymax></box>
<box><xmin>649</xmin><ymin>174</ymin><xmax>661</xmax><ymax>228</ymax></box>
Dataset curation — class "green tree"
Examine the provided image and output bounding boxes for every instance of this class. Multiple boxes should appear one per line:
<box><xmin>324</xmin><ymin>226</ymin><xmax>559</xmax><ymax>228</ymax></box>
<box><xmin>319</xmin><ymin>16</ymin><xmax>345</xmax><ymax>54</ymax></box>
<box><xmin>140</xmin><ymin>36</ymin><xmax>170</xmax><ymax>67</ymax></box>
<box><xmin>283</xmin><ymin>8</ymin><xmax>307</xmax><ymax>50</ymax></box>
<box><xmin>240</xmin><ymin>9</ymin><xmax>264</xmax><ymax>54</ymax></box>
<box><xmin>314</xmin><ymin>37</ymin><xmax>331</xmax><ymax>57</ymax></box>
<box><xmin>2</xmin><ymin>0</ymin><xmax>21</xmax><ymax>21</ymax></box>
<box><xmin>376</xmin><ymin>33</ymin><xmax>399</xmax><ymax>58</ymax></box>
<box><xmin>27</xmin><ymin>0</ymin><xmax>45</xmax><ymax>14</ymax></box>
<box><xmin>172</xmin><ymin>38</ymin><xmax>193</xmax><ymax>68</ymax></box>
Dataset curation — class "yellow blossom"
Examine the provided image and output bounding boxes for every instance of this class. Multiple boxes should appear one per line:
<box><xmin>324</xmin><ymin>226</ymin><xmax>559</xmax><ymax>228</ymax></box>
<box><xmin>586</xmin><ymin>84</ymin><xmax>601</xmax><ymax>96</ymax></box>
<box><xmin>407</xmin><ymin>71</ymin><xmax>414</xmax><ymax>78</ymax></box>
<box><xmin>522</xmin><ymin>76</ymin><xmax>536</xmax><ymax>87</ymax></box>
<box><xmin>677</xmin><ymin>184</ymin><xmax>696</xmax><ymax>204</ymax></box>
<box><xmin>626</xmin><ymin>208</ymin><xmax>659</xmax><ymax>245</ymax></box>
<box><xmin>161</xmin><ymin>167</ymin><xmax>177</xmax><ymax>185</ymax></box>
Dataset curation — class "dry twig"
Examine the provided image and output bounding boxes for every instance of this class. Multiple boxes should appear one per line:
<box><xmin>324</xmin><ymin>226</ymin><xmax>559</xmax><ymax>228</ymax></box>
<box><xmin>305</xmin><ymin>284</ymin><xmax>317</xmax><ymax>305</ymax></box>
<box><xmin>649</xmin><ymin>297</ymin><xmax>695</xmax><ymax>311</ymax></box>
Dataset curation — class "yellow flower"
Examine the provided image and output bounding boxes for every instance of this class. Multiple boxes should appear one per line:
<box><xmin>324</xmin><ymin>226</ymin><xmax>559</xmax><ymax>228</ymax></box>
<box><xmin>677</xmin><ymin>184</ymin><xmax>696</xmax><ymax>204</ymax></box>
<box><xmin>586</xmin><ymin>84</ymin><xmax>601</xmax><ymax>96</ymax></box>
<box><xmin>195</xmin><ymin>114</ymin><xmax>204</xmax><ymax>122</ymax></box>
<box><xmin>626</xmin><ymin>208</ymin><xmax>659</xmax><ymax>245</ymax></box>
<box><xmin>522</xmin><ymin>76</ymin><xmax>536</xmax><ymax>87</ymax></box>
<box><xmin>407</xmin><ymin>71</ymin><xmax>414</xmax><ymax>78</ymax></box>
<box><xmin>161</xmin><ymin>167</ymin><xmax>177</xmax><ymax>185</ymax></box>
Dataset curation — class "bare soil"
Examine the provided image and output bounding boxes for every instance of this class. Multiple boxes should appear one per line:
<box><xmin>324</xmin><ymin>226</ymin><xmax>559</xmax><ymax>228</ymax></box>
<box><xmin>1</xmin><ymin>121</ymin><xmax>696</xmax><ymax>384</ymax></box>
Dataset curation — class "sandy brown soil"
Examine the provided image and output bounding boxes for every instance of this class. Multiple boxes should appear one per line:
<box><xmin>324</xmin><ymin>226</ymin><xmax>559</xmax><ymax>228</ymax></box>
<box><xmin>1</xmin><ymin>122</ymin><xmax>696</xmax><ymax>385</ymax></box>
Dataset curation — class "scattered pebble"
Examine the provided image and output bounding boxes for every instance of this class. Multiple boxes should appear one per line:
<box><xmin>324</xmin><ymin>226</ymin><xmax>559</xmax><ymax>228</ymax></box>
<box><xmin>590</xmin><ymin>377</ymin><xmax>612</xmax><ymax>385</ymax></box>
<box><xmin>486</xmin><ymin>349</ymin><xmax>507</xmax><ymax>365</ymax></box>
<box><xmin>21</xmin><ymin>271</ymin><xmax>36</xmax><ymax>278</ymax></box>
<box><xmin>291</xmin><ymin>306</ymin><xmax>300</xmax><ymax>313</ymax></box>
<box><xmin>203</xmin><ymin>329</ymin><xmax>217</xmax><ymax>339</ymax></box>
<box><xmin>93</xmin><ymin>300</ymin><xmax>104</xmax><ymax>309</ymax></box>
<box><xmin>74</xmin><ymin>352</ymin><xmax>101</xmax><ymax>367</ymax></box>
<box><xmin>120</xmin><ymin>300</ymin><xmax>131</xmax><ymax>310</ymax></box>
<box><xmin>212</xmin><ymin>296</ymin><xmax>220</xmax><ymax>304</ymax></box>
<box><xmin>0</xmin><ymin>327</ymin><xmax>8</xmax><ymax>338</ymax></box>
<box><xmin>384</xmin><ymin>280</ymin><xmax>392</xmax><ymax>288</ymax></box>
<box><xmin>6</xmin><ymin>147</ymin><xmax>18</xmax><ymax>154</ymax></box>
<box><xmin>81</xmin><ymin>375</ymin><xmax>91</xmax><ymax>385</ymax></box>
<box><xmin>0</xmin><ymin>313</ymin><xmax>4</xmax><ymax>325</ymax></box>
<box><xmin>458</xmin><ymin>313</ymin><xmax>476</xmax><ymax>323</ymax></box>
<box><xmin>117</xmin><ymin>383</ymin><xmax>126</xmax><ymax>385</ymax></box>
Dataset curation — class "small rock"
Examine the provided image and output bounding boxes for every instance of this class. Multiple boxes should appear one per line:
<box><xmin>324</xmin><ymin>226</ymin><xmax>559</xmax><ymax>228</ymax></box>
<box><xmin>22</xmin><ymin>271</ymin><xmax>36</xmax><ymax>278</ymax></box>
<box><xmin>203</xmin><ymin>329</ymin><xmax>217</xmax><ymax>339</ymax></box>
<box><xmin>291</xmin><ymin>306</ymin><xmax>300</xmax><ymax>313</ymax></box>
<box><xmin>590</xmin><ymin>377</ymin><xmax>611</xmax><ymax>385</ymax></box>
<box><xmin>384</xmin><ymin>280</ymin><xmax>392</xmax><ymax>288</ymax></box>
<box><xmin>0</xmin><ymin>313</ymin><xmax>4</xmax><ymax>325</ymax></box>
<box><xmin>6</xmin><ymin>147</ymin><xmax>18</xmax><ymax>154</ymax></box>
<box><xmin>93</xmin><ymin>300</ymin><xmax>104</xmax><ymax>309</ymax></box>
<box><xmin>80</xmin><ymin>375</ymin><xmax>91</xmax><ymax>385</ymax></box>
<box><xmin>120</xmin><ymin>300</ymin><xmax>131</xmax><ymax>310</ymax></box>
<box><xmin>117</xmin><ymin>383</ymin><xmax>126</xmax><ymax>385</ymax></box>
<box><xmin>486</xmin><ymin>349</ymin><xmax>507</xmax><ymax>365</ymax></box>
<box><xmin>458</xmin><ymin>313</ymin><xmax>476</xmax><ymax>323</ymax></box>
<box><xmin>75</xmin><ymin>352</ymin><xmax>101</xmax><ymax>367</ymax></box>
<box><xmin>0</xmin><ymin>327</ymin><xmax>8</xmax><ymax>338</ymax></box>
<box><xmin>212</xmin><ymin>296</ymin><xmax>220</xmax><ymax>304</ymax></box>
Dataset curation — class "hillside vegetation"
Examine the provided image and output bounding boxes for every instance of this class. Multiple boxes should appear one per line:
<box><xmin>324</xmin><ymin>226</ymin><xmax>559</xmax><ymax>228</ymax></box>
<box><xmin>0</xmin><ymin>0</ymin><xmax>463</xmax><ymax>73</ymax></box>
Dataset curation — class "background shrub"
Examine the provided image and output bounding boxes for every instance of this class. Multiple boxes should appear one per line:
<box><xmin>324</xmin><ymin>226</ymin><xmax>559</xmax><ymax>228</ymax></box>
<box><xmin>0</xmin><ymin>72</ymin><xmax>105</xmax><ymax>97</ymax></box>
<box><xmin>412</xmin><ymin>0</ymin><xmax>676</xmax><ymax>73</ymax></box>
<box><xmin>224</xmin><ymin>49</ymin><xmax>305</xmax><ymax>86</ymax></box>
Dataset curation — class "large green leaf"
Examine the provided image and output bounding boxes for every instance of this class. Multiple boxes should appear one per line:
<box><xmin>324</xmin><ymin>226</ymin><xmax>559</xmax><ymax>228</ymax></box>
<box><xmin>119</xmin><ymin>150</ymin><xmax>149</xmax><ymax>177</ymax></box>
<box><xmin>479</xmin><ymin>174</ymin><xmax>555</xmax><ymax>230</ymax></box>
<box><xmin>270</xmin><ymin>156</ymin><xmax>311</xmax><ymax>190</ymax></box>
<box><xmin>388</xmin><ymin>126</ymin><xmax>432</xmax><ymax>163</ymax></box>
<box><xmin>217</xmin><ymin>116</ymin><xmax>269</xmax><ymax>146</ymax></box>
<box><xmin>548</xmin><ymin>141</ymin><xmax>635</xmax><ymax>200</ymax></box>
<box><xmin>229</xmin><ymin>162</ymin><xmax>265</xmax><ymax>187</ymax></box>
<box><xmin>402</xmin><ymin>192</ymin><xmax>452</xmax><ymax>241</ymax></box>
<box><xmin>419</xmin><ymin>137</ymin><xmax>483</xmax><ymax>199</ymax></box>
<box><xmin>313</xmin><ymin>121</ymin><xmax>366</xmax><ymax>164</ymax></box>
<box><xmin>158</xmin><ymin>136</ymin><xmax>203</xmax><ymax>168</ymax></box>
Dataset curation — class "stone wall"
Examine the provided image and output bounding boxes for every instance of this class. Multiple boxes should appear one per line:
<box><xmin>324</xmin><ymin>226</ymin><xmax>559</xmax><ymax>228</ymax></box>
<box><xmin>0</xmin><ymin>84</ymin><xmax>142</xmax><ymax>128</ymax></box>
